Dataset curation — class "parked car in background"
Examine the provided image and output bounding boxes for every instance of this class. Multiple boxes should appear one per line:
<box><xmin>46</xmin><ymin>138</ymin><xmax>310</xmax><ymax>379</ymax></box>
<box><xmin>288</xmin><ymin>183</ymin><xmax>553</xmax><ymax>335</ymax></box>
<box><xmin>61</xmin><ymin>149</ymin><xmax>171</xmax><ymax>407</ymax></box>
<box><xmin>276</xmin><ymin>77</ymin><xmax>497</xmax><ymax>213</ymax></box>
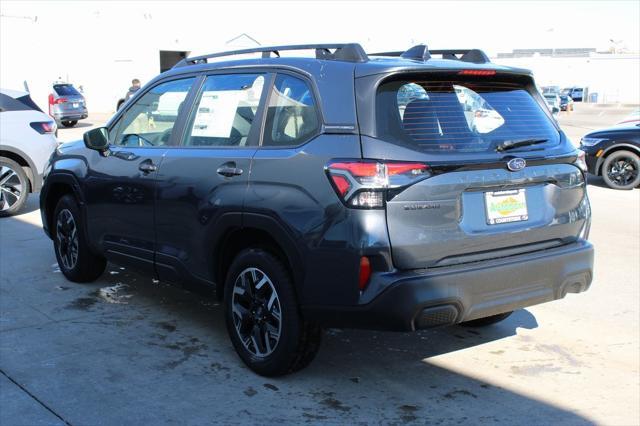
<box><xmin>541</xmin><ymin>86</ymin><xmax>561</xmax><ymax>95</ymax></box>
<box><xmin>581</xmin><ymin>122</ymin><xmax>640</xmax><ymax>189</ymax></box>
<box><xmin>543</xmin><ymin>93</ymin><xmax>561</xmax><ymax>116</ymax></box>
<box><xmin>559</xmin><ymin>94</ymin><xmax>574</xmax><ymax>111</ymax></box>
<box><xmin>618</xmin><ymin>109</ymin><xmax>640</xmax><ymax>125</ymax></box>
<box><xmin>563</xmin><ymin>87</ymin><xmax>585</xmax><ymax>102</ymax></box>
<box><xmin>49</xmin><ymin>83</ymin><xmax>88</xmax><ymax>128</ymax></box>
<box><xmin>0</xmin><ymin>89</ymin><xmax>58</xmax><ymax>216</ymax></box>
<box><xmin>41</xmin><ymin>43</ymin><xmax>593</xmax><ymax>376</ymax></box>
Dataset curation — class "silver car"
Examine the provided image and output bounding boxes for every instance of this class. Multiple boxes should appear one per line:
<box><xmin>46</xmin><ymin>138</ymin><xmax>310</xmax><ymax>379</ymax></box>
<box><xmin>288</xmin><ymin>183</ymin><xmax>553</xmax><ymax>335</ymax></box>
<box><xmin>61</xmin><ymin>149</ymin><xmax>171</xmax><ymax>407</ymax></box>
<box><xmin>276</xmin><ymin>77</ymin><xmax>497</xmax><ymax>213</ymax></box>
<box><xmin>48</xmin><ymin>83</ymin><xmax>88</xmax><ymax>128</ymax></box>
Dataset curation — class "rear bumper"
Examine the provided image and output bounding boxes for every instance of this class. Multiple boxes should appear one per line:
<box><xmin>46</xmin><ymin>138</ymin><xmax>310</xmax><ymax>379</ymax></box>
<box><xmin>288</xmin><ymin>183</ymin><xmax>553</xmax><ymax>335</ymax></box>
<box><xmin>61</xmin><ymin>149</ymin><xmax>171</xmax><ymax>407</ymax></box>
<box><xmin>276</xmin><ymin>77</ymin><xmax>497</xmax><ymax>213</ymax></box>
<box><xmin>303</xmin><ymin>240</ymin><xmax>594</xmax><ymax>331</ymax></box>
<box><xmin>52</xmin><ymin>111</ymin><xmax>87</xmax><ymax>121</ymax></box>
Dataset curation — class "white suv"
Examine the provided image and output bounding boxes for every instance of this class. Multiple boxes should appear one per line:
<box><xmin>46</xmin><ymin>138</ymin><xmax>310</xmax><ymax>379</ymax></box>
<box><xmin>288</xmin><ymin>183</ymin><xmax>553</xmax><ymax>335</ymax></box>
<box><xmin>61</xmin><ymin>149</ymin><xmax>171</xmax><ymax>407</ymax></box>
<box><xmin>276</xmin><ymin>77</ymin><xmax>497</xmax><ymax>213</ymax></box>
<box><xmin>0</xmin><ymin>89</ymin><xmax>58</xmax><ymax>216</ymax></box>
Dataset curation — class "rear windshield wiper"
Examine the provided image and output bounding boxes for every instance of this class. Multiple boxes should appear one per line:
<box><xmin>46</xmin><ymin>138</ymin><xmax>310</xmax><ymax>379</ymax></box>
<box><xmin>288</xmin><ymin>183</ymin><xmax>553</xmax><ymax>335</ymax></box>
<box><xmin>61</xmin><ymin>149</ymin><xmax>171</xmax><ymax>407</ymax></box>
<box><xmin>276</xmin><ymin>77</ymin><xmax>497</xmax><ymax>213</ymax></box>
<box><xmin>496</xmin><ymin>138</ymin><xmax>548</xmax><ymax>152</ymax></box>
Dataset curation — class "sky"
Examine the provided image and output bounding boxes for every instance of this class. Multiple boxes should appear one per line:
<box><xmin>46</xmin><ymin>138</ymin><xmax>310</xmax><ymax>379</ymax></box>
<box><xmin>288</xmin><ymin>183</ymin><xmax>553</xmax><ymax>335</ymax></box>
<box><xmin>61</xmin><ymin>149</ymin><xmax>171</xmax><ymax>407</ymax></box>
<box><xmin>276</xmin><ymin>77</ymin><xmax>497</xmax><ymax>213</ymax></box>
<box><xmin>2</xmin><ymin>0</ymin><xmax>639</xmax><ymax>55</ymax></box>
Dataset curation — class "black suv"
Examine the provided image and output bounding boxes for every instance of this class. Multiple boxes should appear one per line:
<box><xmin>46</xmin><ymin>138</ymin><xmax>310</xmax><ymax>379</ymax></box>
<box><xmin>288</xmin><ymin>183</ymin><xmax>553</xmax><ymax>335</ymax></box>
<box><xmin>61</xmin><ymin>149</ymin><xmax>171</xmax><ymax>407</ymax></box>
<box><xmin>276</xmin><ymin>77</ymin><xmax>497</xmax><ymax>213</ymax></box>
<box><xmin>580</xmin><ymin>123</ymin><xmax>640</xmax><ymax>189</ymax></box>
<box><xmin>40</xmin><ymin>44</ymin><xmax>594</xmax><ymax>376</ymax></box>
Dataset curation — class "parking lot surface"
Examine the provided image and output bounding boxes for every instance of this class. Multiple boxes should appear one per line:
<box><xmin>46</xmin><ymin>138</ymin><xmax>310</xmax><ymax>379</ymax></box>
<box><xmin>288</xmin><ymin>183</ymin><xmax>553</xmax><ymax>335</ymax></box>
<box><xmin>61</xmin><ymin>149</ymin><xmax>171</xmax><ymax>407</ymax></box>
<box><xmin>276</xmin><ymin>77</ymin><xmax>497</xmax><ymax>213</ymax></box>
<box><xmin>0</xmin><ymin>105</ymin><xmax>638</xmax><ymax>425</ymax></box>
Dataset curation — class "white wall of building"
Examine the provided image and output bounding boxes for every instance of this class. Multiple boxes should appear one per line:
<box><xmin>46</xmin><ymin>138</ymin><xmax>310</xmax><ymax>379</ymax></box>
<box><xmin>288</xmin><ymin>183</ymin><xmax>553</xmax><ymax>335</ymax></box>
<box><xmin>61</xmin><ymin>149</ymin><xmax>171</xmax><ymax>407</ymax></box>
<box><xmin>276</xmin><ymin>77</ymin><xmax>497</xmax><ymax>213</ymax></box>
<box><xmin>493</xmin><ymin>54</ymin><xmax>640</xmax><ymax>104</ymax></box>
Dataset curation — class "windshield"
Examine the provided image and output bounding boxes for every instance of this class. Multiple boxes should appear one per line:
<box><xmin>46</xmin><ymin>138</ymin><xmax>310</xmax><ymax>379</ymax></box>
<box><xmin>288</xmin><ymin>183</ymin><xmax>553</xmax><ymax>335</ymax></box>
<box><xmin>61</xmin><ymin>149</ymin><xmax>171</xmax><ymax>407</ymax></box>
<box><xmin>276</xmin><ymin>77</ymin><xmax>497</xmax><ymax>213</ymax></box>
<box><xmin>376</xmin><ymin>78</ymin><xmax>559</xmax><ymax>153</ymax></box>
<box><xmin>53</xmin><ymin>84</ymin><xmax>81</xmax><ymax>96</ymax></box>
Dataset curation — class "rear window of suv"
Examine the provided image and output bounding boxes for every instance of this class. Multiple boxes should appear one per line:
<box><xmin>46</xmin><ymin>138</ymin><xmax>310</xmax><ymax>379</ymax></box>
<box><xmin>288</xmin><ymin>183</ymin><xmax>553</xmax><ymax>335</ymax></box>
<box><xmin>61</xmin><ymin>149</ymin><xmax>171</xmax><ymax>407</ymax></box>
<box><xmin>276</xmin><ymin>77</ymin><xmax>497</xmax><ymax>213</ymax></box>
<box><xmin>53</xmin><ymin>84</ymin><xmax>81</xmax><ymax>96</ymax></box>
<box><xmin>376</xmin><ymin>77</ymin><xmax>559</xmax><ymax>153</ymax></box>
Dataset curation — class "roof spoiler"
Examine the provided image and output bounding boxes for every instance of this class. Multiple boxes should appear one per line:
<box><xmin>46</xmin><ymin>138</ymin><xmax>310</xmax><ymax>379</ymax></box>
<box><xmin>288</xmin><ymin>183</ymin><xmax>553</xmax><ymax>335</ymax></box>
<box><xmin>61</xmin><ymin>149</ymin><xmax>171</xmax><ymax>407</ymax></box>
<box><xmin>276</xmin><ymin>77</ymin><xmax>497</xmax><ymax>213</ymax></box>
<box><xmin>369</xmin><ymin>45</ymin><xmax>491</xmax><ymax>64</ymax></box>
<box><xmin>173</xmin><ymin>43</ymin><xmax>369</xmax><ymax>68</ymax></box>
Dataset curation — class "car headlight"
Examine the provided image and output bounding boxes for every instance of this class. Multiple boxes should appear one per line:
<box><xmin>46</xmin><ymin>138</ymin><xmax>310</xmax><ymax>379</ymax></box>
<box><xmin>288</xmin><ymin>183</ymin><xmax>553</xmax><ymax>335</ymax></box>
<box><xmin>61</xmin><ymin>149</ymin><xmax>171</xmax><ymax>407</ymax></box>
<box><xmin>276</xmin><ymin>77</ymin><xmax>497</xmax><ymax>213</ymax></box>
<box><xmin>580</xmin><ymin>137</ymin><xmax>604</xmax><ymax>146</ymax></box>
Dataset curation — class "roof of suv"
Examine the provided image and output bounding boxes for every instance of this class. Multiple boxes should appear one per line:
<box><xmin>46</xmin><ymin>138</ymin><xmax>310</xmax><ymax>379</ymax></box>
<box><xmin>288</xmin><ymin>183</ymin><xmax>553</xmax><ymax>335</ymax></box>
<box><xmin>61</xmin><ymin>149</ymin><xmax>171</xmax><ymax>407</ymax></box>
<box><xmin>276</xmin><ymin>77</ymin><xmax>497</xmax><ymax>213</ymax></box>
<box><xmin>162</xmin><ymin>43</ymin><xmax>531</xmax><ymax>80</ymax></box>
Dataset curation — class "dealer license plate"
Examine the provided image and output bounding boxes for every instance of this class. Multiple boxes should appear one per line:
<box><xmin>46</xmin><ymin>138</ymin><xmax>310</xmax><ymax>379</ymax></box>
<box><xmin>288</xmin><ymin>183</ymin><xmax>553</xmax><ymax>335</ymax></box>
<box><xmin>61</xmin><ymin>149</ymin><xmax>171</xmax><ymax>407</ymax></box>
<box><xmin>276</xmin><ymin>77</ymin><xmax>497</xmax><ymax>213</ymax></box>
<box><xmin>485</xmin><ymin>189</ymin><xmax>529</xmax><ymax>225</ymax></box>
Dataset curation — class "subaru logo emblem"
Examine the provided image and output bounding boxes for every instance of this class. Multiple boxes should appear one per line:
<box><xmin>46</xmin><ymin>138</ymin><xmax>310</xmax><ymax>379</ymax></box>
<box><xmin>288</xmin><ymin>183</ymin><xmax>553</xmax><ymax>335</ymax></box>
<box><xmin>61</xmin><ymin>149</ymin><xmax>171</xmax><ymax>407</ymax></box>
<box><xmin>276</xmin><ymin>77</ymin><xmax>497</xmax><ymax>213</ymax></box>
<box><xmin>507</xmin><ymin>158</ymin><xmax>526</xmax><ymax>172</ymax></box>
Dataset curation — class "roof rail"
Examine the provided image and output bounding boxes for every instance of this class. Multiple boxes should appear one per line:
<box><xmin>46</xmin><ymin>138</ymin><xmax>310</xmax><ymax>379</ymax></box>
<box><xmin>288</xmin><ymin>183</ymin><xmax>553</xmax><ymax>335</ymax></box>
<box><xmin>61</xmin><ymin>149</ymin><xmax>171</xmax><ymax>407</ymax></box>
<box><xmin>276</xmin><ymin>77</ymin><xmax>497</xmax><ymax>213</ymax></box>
<box><xmin>173</xmin><ymin>43</ymin><xmax>369</xmax><ymax>68</ymax></box>
<box><xmin>369</xmin><ymin>45</ymin><xmax>491</xmax><ymax>64</ymax></box>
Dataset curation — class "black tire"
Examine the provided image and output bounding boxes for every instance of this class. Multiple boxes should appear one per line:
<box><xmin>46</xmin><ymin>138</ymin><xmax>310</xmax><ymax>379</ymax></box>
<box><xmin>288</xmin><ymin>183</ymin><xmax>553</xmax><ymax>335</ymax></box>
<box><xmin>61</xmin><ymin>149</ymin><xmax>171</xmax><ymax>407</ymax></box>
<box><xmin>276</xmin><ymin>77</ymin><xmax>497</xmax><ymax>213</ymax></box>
<box><xmin>61</xmin><ymin>120</ymin><xmax>78</xmax><ymax>128</ymax></box>
<box><xmin>224</xmin><ymin>248</ymin><xmax>321</xmax><ymax>376</ymax></box>
<box><xmin>53</xmin><ymin>194</ymin><xmax>106</xmax><ymax>282</ymax></box>
<box><xmin>601</xmin><ymin>150</ymin><xmax>640</xmax><ymax>190</ymax></box>
<box><xmin>461</xmin><ymin>311</ymin><xmax>513</xmax><ymax>327</ymax></box>
<box><xmin>0</xmin><ymin>157</ymin><xmax>29</xmax><ymax>217</ymax></box>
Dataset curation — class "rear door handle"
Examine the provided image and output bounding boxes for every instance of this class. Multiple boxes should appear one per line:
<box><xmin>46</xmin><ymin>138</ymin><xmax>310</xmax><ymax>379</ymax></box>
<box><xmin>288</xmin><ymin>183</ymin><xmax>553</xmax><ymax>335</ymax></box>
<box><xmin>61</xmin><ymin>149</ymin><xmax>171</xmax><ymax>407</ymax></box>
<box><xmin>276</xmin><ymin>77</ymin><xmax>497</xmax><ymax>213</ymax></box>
<box><xmin>217</xmin><ymin>165</ymin><xmax>243</xmax><ymax>177</ymax></box>
<box><xmin>139</xmin><ymin>161</ymin><xmax>157</xmax><ymax>173</ymax></box>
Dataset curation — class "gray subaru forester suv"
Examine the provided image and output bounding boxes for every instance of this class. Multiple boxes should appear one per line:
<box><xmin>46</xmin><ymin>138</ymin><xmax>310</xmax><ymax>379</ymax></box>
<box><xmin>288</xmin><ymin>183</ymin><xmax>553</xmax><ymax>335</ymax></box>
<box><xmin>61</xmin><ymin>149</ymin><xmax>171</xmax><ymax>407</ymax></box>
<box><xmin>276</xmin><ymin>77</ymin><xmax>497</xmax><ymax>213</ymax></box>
<box><xmin>40</xmin><ymin>43</ymin><xmax>594</xmax><ymax>376</ymax></box>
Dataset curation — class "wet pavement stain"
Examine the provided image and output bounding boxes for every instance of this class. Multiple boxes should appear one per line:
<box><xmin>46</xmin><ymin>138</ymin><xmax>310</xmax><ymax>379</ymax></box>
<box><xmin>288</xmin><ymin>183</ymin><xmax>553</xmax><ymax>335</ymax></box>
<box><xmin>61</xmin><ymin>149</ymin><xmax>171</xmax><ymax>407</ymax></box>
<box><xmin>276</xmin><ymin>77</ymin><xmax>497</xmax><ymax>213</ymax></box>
<box><xmin>510</xmin><ymin>363</ymin><xmax>562</xmax><ymax>376</ymax></box>
<box><xmin>66</xmin><ymin>297</ymin><xmax>98</xmax><ymax>310</ymax></box>
<box><xmin>319</xmin><ymin>397</ymin><xmax>351</xmax><ymax>412</ymax></box>
<box><xmin>155</xmin><ymin>321</ymin><xmax>177</xmax><ymax>333</ymax></box>
<box><xmin>398</xmin><ymin>405</ymin><xmax>420</xmax><ymax>423</ymax></box>
<box><xmin>442</xmin><ymin>389</ymin><xmax>478</xmax><ymax>399</ymax></box>
<box><xmin>244</xmin><ymin>387</ymin><xmax>257</xmax><ymax>397</ymax></box>
<box><xmin>161</xmin><ymin>339</ymin><xmax>208</xmax><ymax>369</ymax></box>
<box><xmin>302</xmin><ymin>413</ymin><xmax>328</xmax><ymax>421</ymax></box>
<box><xmin>210</xmin><ymin>362</ymin><xmax>230</xmax><ymax>372</ymax></box>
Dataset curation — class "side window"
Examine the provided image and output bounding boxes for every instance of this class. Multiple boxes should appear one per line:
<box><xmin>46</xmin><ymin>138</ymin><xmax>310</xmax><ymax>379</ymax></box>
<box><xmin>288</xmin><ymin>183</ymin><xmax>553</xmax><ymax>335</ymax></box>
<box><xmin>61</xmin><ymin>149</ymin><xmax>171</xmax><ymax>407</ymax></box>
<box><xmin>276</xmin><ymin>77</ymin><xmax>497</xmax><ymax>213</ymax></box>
<box><xmin>111</xmin><ymin>77</ymin><xmax>195</xmax><ymax>147</ymax></box>
<box><xmin>263</xmin><ymin>75</ymin><xmax>319</xmax><ymax>147</ymax></box>
<box><xmin>183</xmin><ymin>74</ymin><xmax>265</xmax><ymax>147</ymax></box>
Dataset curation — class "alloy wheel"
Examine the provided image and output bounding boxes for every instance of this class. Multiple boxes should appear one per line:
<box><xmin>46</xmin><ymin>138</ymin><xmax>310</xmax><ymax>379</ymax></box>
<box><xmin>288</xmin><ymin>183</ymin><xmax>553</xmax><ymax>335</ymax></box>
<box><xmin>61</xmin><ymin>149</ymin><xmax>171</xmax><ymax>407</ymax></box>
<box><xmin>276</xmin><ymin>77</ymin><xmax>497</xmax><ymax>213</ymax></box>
<box><xmin>0</xmin><ymin>165</ymin><xmax>23</xmax><ymax>212</ymax></box>
<box><xmin>231</xmin><ymin>267</ymin><xmax>282</xmax><ymax>358</ymax></box>
<box><xmin>607</xmin><ymin>157</ymin><xmax>638</xmax><ymax>187</ymax></box>
<box><xmin>56</xmin><ymin>209</ymin><xmax>79</xmax><ymax>270</ymax></box>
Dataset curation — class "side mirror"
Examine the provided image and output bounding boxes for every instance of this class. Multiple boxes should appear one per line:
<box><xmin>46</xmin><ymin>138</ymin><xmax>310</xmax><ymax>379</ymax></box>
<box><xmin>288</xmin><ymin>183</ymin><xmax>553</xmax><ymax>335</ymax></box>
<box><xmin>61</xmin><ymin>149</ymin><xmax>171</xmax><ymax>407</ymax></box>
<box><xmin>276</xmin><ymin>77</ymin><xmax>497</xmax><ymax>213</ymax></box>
<box><xmin>83</xmin><ymin>127</ymin><xmax>109</xmax><ymax>151</ymax></box>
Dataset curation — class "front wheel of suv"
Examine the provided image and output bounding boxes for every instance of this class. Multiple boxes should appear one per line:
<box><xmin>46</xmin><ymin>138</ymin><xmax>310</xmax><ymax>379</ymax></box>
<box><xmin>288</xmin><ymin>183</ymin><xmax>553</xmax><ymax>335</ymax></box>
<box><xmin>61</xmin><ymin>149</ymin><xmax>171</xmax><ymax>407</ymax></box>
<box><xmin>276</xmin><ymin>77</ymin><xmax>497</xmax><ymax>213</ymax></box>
<box><xmin>224</xmin><ymin>248</ymin><xmax>322</xmax><ymax>376</ymax></box>
<box><xmin>53</xmin><ymin>195</ymin><xmax>107</xmax><ymax>282</ymax></box>
<box><xmin>601</xmin><ymin>150</ymin><xmax>640</xmax><ymax>190</ymax></box>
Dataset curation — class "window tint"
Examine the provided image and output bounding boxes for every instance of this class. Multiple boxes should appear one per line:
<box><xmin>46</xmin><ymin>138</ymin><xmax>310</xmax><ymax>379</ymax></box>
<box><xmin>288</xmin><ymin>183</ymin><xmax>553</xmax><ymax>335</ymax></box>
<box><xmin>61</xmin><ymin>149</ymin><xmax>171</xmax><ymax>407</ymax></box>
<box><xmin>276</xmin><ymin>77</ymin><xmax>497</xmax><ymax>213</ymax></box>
<box><xmin>377</xmin><ymin>78</ymin><xmax>559</xmax><ymax>153</ymax></box>
<box><xmin>183</xmin><ymin>74</ymin><xmax>264</xmax><ymax>147</ymax></box>
<box><xmin>111</xmin><ymin>78</ymin><xmax>195</xmax><ymax>147</ymax></box>
<box><xmin>263</xmin><ymin>75</ymin><xmax>319</xmax><ymax>147</ymax></box>
<box><xmin>0</xmin><ymin>93</ymin><xmax>42</xmax><ymax>112</ymax></box>
<box><xmin>53</xmin><ymin>84</ymin><xmax>81</xmax><ymax>96</ymax></box>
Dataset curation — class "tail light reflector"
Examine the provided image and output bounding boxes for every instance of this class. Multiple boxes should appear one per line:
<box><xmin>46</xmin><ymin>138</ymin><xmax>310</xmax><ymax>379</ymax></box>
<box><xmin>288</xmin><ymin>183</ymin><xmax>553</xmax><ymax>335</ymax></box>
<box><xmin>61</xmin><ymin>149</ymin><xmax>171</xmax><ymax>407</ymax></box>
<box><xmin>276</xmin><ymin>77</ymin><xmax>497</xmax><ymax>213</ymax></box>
<box><xmin>30</xmin><ymin>121</ymin><xmax>57</xmax><ymax>134</ymax></box>
<box><xmin>358</xmin><ymin>256</ymin><xmax>371</xmax><ymax>291</ymax></box>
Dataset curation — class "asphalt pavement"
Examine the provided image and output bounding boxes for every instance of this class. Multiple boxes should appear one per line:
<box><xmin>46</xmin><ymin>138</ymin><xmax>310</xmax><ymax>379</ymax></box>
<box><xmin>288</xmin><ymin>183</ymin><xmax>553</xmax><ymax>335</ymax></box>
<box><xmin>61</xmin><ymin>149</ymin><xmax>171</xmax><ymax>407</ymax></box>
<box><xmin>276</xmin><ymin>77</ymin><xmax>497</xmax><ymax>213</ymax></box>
<box><xmin>0</xmin><ymin>105</ymin><xmax>638</xmax><ymax>425</ymax></box>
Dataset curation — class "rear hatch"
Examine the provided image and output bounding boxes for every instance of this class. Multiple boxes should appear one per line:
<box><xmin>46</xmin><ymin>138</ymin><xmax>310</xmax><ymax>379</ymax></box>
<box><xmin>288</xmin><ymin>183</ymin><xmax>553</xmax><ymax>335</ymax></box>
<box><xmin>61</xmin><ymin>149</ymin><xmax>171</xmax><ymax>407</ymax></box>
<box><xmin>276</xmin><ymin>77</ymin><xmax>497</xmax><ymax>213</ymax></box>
<box><xmin>359</xmin><ymin>71</ymin><xmax>589</xmax><ymax>269</ymax></box>
<box><xmin>53</xmin><ymin>84</ymin><xmax>85</xmax><ymax>111</ymax></box>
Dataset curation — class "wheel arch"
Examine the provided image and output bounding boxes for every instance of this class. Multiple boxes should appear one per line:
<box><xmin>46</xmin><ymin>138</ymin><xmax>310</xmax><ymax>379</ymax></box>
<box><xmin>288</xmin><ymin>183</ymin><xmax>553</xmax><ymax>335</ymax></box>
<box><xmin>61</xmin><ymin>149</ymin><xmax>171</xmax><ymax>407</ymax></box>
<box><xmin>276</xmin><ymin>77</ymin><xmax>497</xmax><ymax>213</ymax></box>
<box><xmin>40</xmin><ymin>173</ymin><xmax>85</xmax><ymax>239</ymax></box>
<box><xmin>213</xmin><ymin>213</ymin><xmax>305</xmax><ymax>301</ymax></box>
<box><xmin>596</xmin><ymin>143</ymin><xmax>640</xmax><ymax>175</ymax></box>
<box><xmin>0</xmin><ymin>146</ymin><xmax>38</xmax><ymax>192</ymax></box>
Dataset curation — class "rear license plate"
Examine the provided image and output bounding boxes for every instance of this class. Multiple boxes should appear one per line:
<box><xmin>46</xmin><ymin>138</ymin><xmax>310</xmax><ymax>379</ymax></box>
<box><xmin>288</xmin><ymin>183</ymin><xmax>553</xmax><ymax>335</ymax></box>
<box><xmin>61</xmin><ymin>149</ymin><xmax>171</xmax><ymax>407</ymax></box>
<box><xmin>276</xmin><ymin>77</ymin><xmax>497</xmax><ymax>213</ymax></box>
<box><xmin>485</xmin><ymin>189</ymin><xmax>528</xmax><ymax>225</ymax></box>
<box><xmin>72</xmin><ymin>102</ymin><xmax>79</xmax><ymax>108</ymax></box>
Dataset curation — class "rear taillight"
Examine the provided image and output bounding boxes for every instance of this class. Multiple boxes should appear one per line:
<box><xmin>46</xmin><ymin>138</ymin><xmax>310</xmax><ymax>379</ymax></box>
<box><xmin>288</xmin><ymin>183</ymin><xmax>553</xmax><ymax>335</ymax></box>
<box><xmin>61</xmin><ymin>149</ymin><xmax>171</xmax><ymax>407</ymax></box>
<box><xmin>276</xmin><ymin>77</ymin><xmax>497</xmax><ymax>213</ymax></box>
<box><xmin>48</xmin><ymin>94</ymin><xmax>67</xmax><ymax>105</ymax></box>
<box><xmin>326</xmin><ymin>160</ymin><xmax>430</xmax><ymax>209</ymax></box>
<box><xmin>30</xmin><ymin>121</ymin><xmax>57</xmax><ymax>134</ymax></box>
